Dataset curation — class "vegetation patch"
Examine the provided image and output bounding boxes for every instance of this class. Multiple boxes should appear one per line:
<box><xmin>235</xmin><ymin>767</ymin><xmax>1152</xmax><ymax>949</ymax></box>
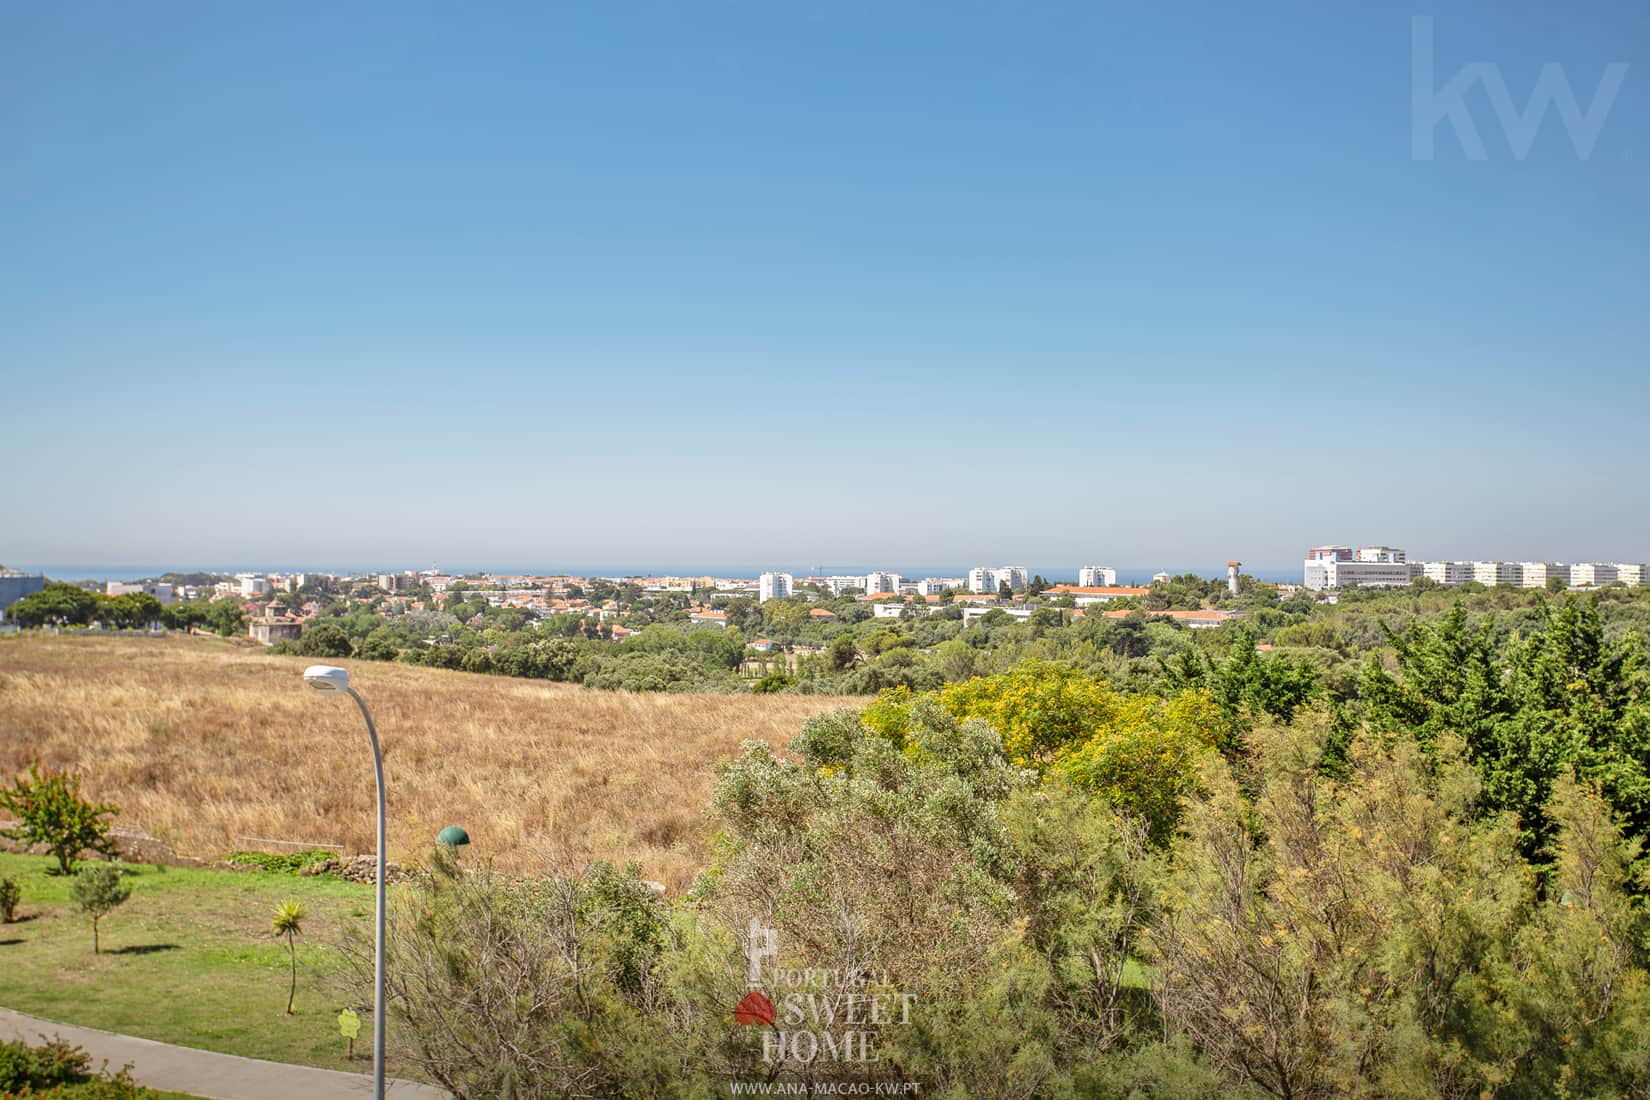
<box><xmin>226</xmin><ymin>850</ymin><xmax>340</xmax><ymax>875</ymax></box>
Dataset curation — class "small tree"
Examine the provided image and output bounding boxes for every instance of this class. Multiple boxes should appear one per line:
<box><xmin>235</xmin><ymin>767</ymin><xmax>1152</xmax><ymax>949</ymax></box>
<box><xmin>0</xmin><ymin>764</ymin><xmax>119</xmax><ymax>874</ymax></box>
<box><xmin>272</xmin><ymin>900</ymin><xmax>306</xmax><ymax>1014</ymax></box>
<box><xmin>0</xmin><ymin>877</ymin><xmax>19</xmax><ymax>923</ymax></box>
<box><xmin>70</xmin><ymin>863</ymin><xmax>131</xmax><ymax>953</ymax></box>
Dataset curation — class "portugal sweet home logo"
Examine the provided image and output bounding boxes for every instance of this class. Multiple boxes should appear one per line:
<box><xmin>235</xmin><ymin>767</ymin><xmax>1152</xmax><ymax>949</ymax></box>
<box><xmin>734</xmin><ymin>918</ymin><xmax>917</xmax><ymax>1067</ymax></box>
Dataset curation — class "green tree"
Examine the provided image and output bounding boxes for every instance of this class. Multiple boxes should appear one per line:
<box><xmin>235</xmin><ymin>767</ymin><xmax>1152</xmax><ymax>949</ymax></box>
<box><xmin>0</xmin><ymin>764</ymin><xmax>119</xmax><ymax>874</ymax></box>
<box><xmin>70</xmin><ymin>863</ymin><xmax>131</xmax><ymax>954</ymax></box>
<box><xmin>272</xmin><ymin>900</ymin><xmax>307</xmax><ymax>1014</ymax></box>
<box><xmin>296</xmin><ymin>622</ymin><xmax>353</xmax><ymax>658</ymax></box>
<box><xmin>826</xmin><ymin>633</ymin><xmax>859</xmax><ymax>672</ymax></box>
<box><xmin>6</xmin><ymin>582</ymin><xmax>100</xmax><ymax>627</ymax></box>
<box><xmin>203</xmin><ymin>598</ymin><xmax>247</xmax><ymax>637</ymax></box>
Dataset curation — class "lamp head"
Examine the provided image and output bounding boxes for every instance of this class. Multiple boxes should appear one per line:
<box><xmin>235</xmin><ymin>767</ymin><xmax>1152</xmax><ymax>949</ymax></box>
<box><xmin>303</xmin><ymin>665</ymin><xmax>351</xmax><ymax>694</ymax></box>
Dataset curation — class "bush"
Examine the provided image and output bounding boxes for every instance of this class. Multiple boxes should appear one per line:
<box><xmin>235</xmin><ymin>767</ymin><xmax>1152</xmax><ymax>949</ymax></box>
<box><xmin>0</xmin><ymin>876</ymin><xmax>18</xmax><ymax>922</ymax></box>
<box><xmin>0</xmin><ymin>764</ymin><xmax>119</xmax><ymax>874</ymax></box>
<box><xmin>0</xmin><ymin>1035</ymin><xmax>162</xmax><ymax>1098</ymax></box>
<box><xmin>0</xmin><ymin>1035</ymin><xmax>92</xmax><ymax>1090</ymax></box>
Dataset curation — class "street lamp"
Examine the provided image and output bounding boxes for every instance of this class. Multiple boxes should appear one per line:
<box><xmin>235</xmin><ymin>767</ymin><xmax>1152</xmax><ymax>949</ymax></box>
<box><xmin>303</xmin><ymin>664</ymin><xmax>386</xmax><ymax>1100</ymax></box>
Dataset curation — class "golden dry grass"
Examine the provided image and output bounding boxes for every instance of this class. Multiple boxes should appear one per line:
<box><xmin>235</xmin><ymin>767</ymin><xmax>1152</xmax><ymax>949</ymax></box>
<box><xmin>0</xmin><ymin>633</ymin><xmax>855</xmax><ymax>892</ymax></box>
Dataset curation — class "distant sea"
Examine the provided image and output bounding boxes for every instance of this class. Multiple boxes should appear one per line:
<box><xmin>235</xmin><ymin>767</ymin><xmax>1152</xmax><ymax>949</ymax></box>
<box><xmin>26</xmin><ymin>563</ymin><xmax>1302</xmax><ymax>585</ymax></box>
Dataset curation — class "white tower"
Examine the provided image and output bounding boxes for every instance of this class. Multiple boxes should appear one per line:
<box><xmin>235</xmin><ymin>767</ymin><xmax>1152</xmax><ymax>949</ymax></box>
<box><xmin>1226</xmin><ymin>561</ymin><xmax>1241</xmax><ymax>597</ymax></box>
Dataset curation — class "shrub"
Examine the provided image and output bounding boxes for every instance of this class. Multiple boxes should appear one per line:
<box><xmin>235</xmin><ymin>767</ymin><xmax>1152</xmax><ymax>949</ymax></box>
<box><xmin>0</xmin><ymin>764</ymin><xmax>119</xmax><ymax>874</ymax></box>
<box><xmin>0</xmin><ymin>1035</ymin><xmax>161</xmax><ymax>1097</ymax></box>
<box><xmin>0</xmin><ymin>876</ymin><xmax>18</xmax><ymax>922</ymax></box>
<box><xmin>0</xmin><ymin>1035</ymin><xmax>92</xmax><ymax>1090</ymax></box>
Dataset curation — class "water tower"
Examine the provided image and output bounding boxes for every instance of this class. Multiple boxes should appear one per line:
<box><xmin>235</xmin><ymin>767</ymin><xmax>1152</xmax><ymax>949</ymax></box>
<box><xmin>1226</xmin><ymin>561</ymin><xmax>1241</xmax><ymax>596</ymax></box>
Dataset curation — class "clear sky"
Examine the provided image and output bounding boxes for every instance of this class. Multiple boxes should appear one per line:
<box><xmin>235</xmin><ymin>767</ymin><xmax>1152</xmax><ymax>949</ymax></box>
<box><xmin>2</xmin><ymin>1</ymin><xmax>1646</xmax><ymax>576</ymax></box>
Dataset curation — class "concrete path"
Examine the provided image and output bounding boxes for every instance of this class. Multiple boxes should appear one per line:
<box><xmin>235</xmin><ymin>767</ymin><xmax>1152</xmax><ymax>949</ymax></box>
<box><xmin>0</xmin><ymin>1007</ymin><xmax>449</xmax><ymax>1100</ymax></box>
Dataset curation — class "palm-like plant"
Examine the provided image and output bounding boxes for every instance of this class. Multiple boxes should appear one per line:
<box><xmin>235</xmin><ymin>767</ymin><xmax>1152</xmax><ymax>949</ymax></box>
<box><xmin>271</xmin><ymin>899</ymin><xmax>307</xmax><ymax>1015</ymax></box>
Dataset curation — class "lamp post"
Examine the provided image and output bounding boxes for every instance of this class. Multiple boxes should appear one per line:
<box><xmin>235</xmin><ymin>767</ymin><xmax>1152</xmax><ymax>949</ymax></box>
<box><xmin>303</xmin><ymin>665</ymin><xmax>386</xmax><ymax>1100</ymax></box>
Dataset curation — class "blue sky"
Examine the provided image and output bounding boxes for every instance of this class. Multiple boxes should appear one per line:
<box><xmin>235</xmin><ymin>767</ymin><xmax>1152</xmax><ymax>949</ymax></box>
<box><xmin>2</xmin><ymin>1</ymin><xmax>1646</xmax><ymax>575</ymax></box>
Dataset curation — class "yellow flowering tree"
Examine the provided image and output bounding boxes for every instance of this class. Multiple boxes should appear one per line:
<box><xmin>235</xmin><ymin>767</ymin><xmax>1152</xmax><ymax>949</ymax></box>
<box><xmin>865</xmin><ymin>662</ymin><xmax>1222</xmax><ymax>843</ymax></box>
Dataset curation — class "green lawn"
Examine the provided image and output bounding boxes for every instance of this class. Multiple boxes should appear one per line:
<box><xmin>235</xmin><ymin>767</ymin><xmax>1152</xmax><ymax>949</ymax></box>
<box><xmin>0</xmin><ymin>853</ymin><xmax>402</xmax><ymax>1074</ymax></box>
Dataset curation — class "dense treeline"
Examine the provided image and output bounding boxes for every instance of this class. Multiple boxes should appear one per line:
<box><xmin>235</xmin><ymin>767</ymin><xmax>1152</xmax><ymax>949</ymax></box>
<box><xmin>357</xmin><ymin>612</ymin><xmax>1650</xmax><ymax>1097</ymax></box>
<box><xmin>6</xmin><ymin>581</ymin><xmax>246</xmax><ymax>635</ymax></box>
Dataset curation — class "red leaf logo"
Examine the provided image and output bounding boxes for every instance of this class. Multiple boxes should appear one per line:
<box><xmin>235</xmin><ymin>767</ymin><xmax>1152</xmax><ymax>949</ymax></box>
<box><xmin>734</xmin><ymin>989</ymin><xmax>776</xmax><ymax>1026</ymax></box>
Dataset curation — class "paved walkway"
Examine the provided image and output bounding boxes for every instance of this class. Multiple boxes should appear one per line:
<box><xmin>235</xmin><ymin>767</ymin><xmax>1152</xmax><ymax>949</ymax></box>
<box><xmin>0</xmin><ymin>1007</ymin><xmax>449</xmax><ymax>1100</ymax></box>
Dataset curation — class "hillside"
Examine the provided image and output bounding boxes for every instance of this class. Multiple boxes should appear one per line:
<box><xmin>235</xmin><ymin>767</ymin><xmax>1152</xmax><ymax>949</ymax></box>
<box><xmin>0</xmin><ymin>633</ymin><xmax>853</xmax><ymax>891</ymax></box>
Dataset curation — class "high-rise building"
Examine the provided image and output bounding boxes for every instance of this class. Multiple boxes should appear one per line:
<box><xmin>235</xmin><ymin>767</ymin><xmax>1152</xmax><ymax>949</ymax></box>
<box><xmin>1616</xmin><ymin>563</ymin><xmax>1647</xmax><ymax>587</ymax></box>
<box><xmin>918</xmin><ymin>577</ymin><xmax>965</xmax><ymax>596</ymax></box>
<box><xmin>862</xmin><ymin>571</ymin><xmax>902</xmax><ymax>596</ymax></box>
<box><xmin>758</xmin><ymin>572</ymin><xmax>793</xmax><ymax>602</ymax></box>
<box><xmin>1077</xmin><ymin>565</ymin><xmax>1117</xmax><ymax>588</ymax></box>
<box><xmin>824</xmin><ymin>576</ymin><xmax>864</xmax><ymax>596</ymax></box>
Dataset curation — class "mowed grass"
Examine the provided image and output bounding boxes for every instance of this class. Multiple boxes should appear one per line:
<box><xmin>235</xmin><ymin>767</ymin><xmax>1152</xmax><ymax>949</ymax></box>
<box><xmin>0</xmin><ymin>633</ymin><xmax>856</xmax><ymax>892</ymax></box>
<box><xmin>0</xmin><ymin>852</ymin><xmax>386</xmax><ymax>1073</ymax></box>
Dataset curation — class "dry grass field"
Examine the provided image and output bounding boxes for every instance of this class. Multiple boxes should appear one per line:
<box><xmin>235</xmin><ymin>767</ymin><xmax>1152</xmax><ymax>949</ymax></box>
<box><xmin>0</xmin><ymin>633</ymin><xmax>855</xmax><ymax>892</ymax></box>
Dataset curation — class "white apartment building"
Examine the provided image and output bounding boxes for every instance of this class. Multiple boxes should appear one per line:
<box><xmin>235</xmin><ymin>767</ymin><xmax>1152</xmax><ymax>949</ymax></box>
<box><xmin>105</xmin><ymin>581</ymin><xmax>175</xmax><ymax>605</ymax></box>
<box><xmin>239</xmin><ymin>575</ymin><xmax>273</xmax><ymax>598</ymax></box>
<box><xmin>969</xmin><ymin>565</ymin><xmax>1029</xmax><ymax>593</ymax></box>
<box><xmin>918</xmin><ymin>577</ymin><xmax>965</xmax><ymax>596</ymax></box>
<box><xmin>1616</xmin><ymin>563</ymin><xmax>1647</xmax><ymax>586</ymax></box>
<box><xmin>758</xmin><ymin>572</ymin><xmax>793</xmax><ymax>602</ymax></box>
<box><xmin>1470</xmin><ymin>561</ymin><xmax>1522</xmax><ymax>587</ymax></box>
<box><xmin>1419</xmin><ymin>561</ymin><xmax>1472</xmax><ymax>585</ymax></box>
<box><xmin>862</xmin><ymin>571</ymin><xmax>902</xmax><ymax>596</ymax></box>
<box><xmin>1077</xmin><ymin>565</ymin><xmax>1117</xmax><ymax>587</ymax></box>
<box><xmin>1570</xmin><ymin>563</ymin><xmax>1619</xmax><ymax>588</ymax></box>
<box><xmin>1518</xmin><ymin>563</ymin><xmax>1569</xmax><ymax>589</ymax></box>
<box><xmin>825</xmin><ymin>576</ymin><xmax>864</xmax><ymax>596</ymax></box>
<box><xmin>1303</xmin><ymin>546</ymin><xmax>1411</xmax><ymax>590</ymax></box>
